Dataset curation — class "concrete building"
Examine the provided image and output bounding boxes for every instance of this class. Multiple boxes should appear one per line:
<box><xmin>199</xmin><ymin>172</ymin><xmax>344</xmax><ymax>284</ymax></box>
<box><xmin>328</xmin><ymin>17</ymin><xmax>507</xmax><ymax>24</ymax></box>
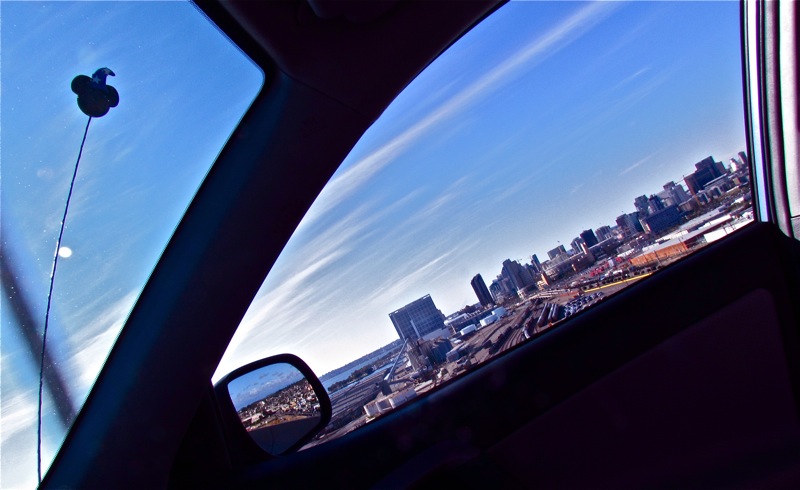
<box><xmin>389</xmin><ymin>295</ymin><xmax>446</xmax><ymax>342</ymax></box>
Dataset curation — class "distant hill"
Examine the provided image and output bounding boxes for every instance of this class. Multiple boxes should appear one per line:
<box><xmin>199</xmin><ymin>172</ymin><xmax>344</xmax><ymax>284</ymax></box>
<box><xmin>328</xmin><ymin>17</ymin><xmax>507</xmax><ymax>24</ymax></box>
<box><xmin>319</xmin><ymin>339</ymin><xmax>403</xmax><ymax>381</ymax></box>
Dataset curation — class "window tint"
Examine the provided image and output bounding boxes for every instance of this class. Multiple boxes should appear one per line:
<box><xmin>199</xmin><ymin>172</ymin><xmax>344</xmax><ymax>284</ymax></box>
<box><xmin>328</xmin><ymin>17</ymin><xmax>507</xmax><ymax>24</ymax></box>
<box><xmin>215</xmin><ymin>0</ymin><xmax>749</xmax><ymax>447</ymax></box>
<box><xmin>1</xmin><ymin>2</ymin><xmax>262</xmax><ymax>486</ymax></box>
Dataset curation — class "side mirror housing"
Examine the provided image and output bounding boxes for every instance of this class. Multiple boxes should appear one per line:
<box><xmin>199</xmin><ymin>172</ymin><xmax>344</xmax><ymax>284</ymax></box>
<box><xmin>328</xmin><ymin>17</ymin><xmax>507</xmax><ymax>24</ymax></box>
<box><xmin>215</xmin><ymin>354</ymin><xmax>332</xmax><ymax>459</ymax></box>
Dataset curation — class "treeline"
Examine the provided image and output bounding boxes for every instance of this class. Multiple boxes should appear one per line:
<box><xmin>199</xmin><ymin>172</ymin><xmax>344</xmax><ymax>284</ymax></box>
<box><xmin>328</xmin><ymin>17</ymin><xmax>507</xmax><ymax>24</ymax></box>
<box><xmin>328</xmin><ymin>365</ymin><xmax>376</xmax><ymax>393</ymax></box>
<box><xmin>320</xmin><ymin>339</ymin><xmax>403</xmax><ymax>381</ymax></box>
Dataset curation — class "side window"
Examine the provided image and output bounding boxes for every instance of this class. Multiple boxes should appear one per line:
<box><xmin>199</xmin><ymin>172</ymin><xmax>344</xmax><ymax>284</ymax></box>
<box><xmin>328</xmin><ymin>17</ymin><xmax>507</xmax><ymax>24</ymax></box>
<box><xmin>1</xmin><ymin>2</ymin><xmax>262</xmax><ymax>486</ymax></box>
<box><xmin>214</xmin><ymin>0</ymin><xmax>750</xmax><ymax>447</ymax></box>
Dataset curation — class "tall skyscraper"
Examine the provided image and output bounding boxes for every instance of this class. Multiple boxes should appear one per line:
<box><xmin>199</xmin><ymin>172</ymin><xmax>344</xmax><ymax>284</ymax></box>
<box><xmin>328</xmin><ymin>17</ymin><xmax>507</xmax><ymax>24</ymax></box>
<box><xmin>580</xmin><ymin>229</ymin><xmax>599</xmax><ymax>248</ymax></box>
<box><xmin>634</xmin><ymin>195</ymin><xmax>650</xmax><ymax>217</ymax></box>
<box><xmin>502</xmin><ymin>259</ymin><xmax>521</xmax><ymax>291</ymax></box>
<box><xmin>571</xmin><ymin>237</ymin><xmax>586</xmax><ymax>255</ymax></box>
<box><xmin>389</xmin><ymin>295</ymin><xmax>446</xmax><ymax>342</ymax></box>
<box><xmin>471</xmin><ymin>274</ymin><xmax>493</xmax><ymax>307</ymax></box>
<box><xmin>530</xmin><ymin>254</ymin><xmax>542</xmax><ymax>272</ymax></box>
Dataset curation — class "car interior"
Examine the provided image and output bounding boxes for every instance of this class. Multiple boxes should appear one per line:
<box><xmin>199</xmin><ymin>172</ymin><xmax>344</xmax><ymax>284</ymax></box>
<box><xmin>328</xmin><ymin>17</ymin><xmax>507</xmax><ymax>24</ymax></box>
<box><xmin>39</xmin><ymin>0</ymin><xmax>800</xmax><ymax>488</ymax></box>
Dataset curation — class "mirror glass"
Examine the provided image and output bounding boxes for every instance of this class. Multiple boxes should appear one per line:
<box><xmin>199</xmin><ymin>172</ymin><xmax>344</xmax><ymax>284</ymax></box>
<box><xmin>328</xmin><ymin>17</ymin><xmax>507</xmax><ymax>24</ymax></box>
<box><xmin>227</xmin><ymin>362</ymin><xmax>323</xmax><ymax>455</ymax></box>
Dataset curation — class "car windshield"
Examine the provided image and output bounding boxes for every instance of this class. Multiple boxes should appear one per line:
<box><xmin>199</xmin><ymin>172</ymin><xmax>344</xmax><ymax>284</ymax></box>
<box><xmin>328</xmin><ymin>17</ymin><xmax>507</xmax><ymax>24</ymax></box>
<box><xmin>1</xmin><ymin>2</ymin><xmax>263</xmax><ymax>487</ymax></box>
<box><xmin>215</xmin><ymin>1</ymin><xmax>751</xmax><ymax>446</ymax></box>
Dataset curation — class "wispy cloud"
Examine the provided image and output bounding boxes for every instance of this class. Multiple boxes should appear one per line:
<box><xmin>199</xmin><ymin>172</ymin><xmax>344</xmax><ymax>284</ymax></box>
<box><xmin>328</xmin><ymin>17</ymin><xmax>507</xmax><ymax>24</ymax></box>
<box><xmin>0</xmin><ymin>385</ymin><xmax>39</xmax><ymax>489</ymax></box>
<box><xmin>301</xmin><ymin>1</ymin><xmax>620</xmax><ymax>229</ymax></box>
<box><xmin>619</xmin><ymin>152</ymin><xmax>657</xmax><ymax>176</ymax></box>
<box><xmin>215</xmin><ymin>200</ymin><xmax>472</xmax><ymax>378</ymax></box>
<box><xmin>65</xmin><ymin>290</ymin><xmax>139</xmax><ymax>393</ymax></box>
<box><xmin>363</xmin><ymin>251</ymin><xmax>456</xmax><ymax>309</ymax></box>
<box><xmin>214</xmin><ymin>202</ymin><xmax>387</xmax><ymax>377</ymax></box>
<box><xmin>554</xmin><ymin>67</ymin><xmax>673</xmax><ymax>153</ymax></box>
<box><xmin>612</xmin><ymin>67</ymin><xmax>651</xmax><ymax>91</ymax></box>
<box><xmin>0</xmin><ymin>384</ymin><xmax>37</xmax><ymax>442</ymax></box>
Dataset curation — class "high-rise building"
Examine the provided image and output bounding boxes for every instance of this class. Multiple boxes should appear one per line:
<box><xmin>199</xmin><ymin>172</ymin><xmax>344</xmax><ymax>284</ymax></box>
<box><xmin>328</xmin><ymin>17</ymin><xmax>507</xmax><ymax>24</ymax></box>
<box><xmin>489</xmin><ymin>280</ymin><xmax>503</xmax><ymax>303</ymax></box>
<box><xmin>525</xmin><ymin>264</ymin><xmax>540</xmax><ymax>285</ymax></box>
<box><xmin>470</xmin><ymin>274</ymin><xmax>493</xmax><ymax>307</ymax></box>
<box><xmin>580</xmin><ymin>229</ymin><xmax>599</xmax><ymax>248</ymax></box>
<box><xmin>595</xmin><ymin>226</ymin><xmax>612</xmax><ymax>242</ymax></box>
<box><xmin>571</xmin><ymin>237</ymin><xmax>586</xmax><ymax>255</ymax></box>
<box><xmin>738</xmin><ymin>151</ymin><xmax>749</xmax><ymax>169</ymax></box>
<box><xmin>634</xmin><ymin>195</ymin><xmax>650</xmax><ymax>217</ymax></box>
<box><xmin>547</xmin><ymin>245</ymin><xmax>567</xmax><ymax>260</ymax></box>
<box><xmin>684</xmin><ymin>156</ymin><xmax>727</xmax><ymax>195</ymax></box>
<box><xmin>730</xmin><ymin>151</ymin><xmax>750</xmax><ymax>174</ymax></box>
<box><xmin>389</xmin><ymin>295</ymin><xmax>446</xmax><ymax>342</ymax></box>
<box><xmin>616</xmin><ymin>212</ymin><xmax>644</xmax><ymax>237</ymax></box>
<box><xmin>502</xmin><ymin>259</ymin><xmax>533</xmax><ymax>293</ymax></box>
<box><xmin>530</xmin><ymin>254</ymin><xmax>542</xmax><ymax>273</ymax></box>
<box><xmin>663</xmin><ymin>181</ymin><xmax>690</xmax><ymax>206</ymax></box>
<box><xmin>647</xmin><ymin>194</ymin><xmax>666</xmax><ymax>214</ymax></box>
<box><xmin>490</xmin><ymin>277</ymin><xmax>516</xmax><ymax>303</ymax></box>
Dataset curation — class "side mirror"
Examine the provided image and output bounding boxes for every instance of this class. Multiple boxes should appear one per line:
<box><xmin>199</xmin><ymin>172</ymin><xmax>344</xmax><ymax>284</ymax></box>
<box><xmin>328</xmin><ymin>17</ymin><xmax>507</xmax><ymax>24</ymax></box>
<box><xmin>215</xmin><ymin>354</ymin><xmax>332</xmax><ymax>457</ymax></box>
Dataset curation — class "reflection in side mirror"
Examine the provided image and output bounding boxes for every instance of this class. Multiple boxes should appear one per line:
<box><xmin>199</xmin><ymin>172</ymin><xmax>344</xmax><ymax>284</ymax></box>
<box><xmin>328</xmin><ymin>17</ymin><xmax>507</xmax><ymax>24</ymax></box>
<box><xmin>229</xmin><ymin>364</ymin><xmax>320</xmax><ymax>454</ymax></box>
<box><xmin>216</xmin><ymin>355</ymin><xmax>331</xmax><ymax>457</ymax></box>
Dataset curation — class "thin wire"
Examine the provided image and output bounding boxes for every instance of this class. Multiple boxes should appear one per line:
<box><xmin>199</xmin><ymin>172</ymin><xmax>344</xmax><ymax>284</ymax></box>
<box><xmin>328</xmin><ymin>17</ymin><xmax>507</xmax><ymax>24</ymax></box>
<box><xmin>38</xmin><ymin>115</ymin><xmax>92</xmax><ymax>484</ymax></box>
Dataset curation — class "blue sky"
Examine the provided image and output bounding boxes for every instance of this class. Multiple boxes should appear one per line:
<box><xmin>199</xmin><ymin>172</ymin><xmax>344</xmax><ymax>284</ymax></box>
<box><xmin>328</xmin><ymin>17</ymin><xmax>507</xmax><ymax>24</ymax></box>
<box><xmin>227</xmin><ymin>363</ymin><xmax>305</xmax><ymax>411</ymax></box>
<box><xmin>2</xmin><ymin>1</ymin><xmax>745</xmax><ymax>487</ymax></box>
<box><xmin>1</xmin><ymin>2</ymin><xmax>262</xmax><ymax>486</ymax></box>
<box><xmin>216</xmin><ymin>1</ymin><xmax>745</xmax><ymax>379</ymax></box>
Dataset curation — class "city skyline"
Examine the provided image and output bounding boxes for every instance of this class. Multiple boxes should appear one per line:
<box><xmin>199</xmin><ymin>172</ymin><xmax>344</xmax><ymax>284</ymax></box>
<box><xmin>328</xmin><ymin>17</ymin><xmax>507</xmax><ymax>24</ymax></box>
<box><xmin>216</xmin><ymin>1</ymin><xmax>746</xmax><ymax>380</ymax></box>
<box><xmin>447</xmin><ymin>153</ymin><xmax>747</xmax><ymax>312</ymax></box>
<box><xmin>1</xmin><ymin>2</ymin><xmax>749</xmax><ymax>487</ymax></box>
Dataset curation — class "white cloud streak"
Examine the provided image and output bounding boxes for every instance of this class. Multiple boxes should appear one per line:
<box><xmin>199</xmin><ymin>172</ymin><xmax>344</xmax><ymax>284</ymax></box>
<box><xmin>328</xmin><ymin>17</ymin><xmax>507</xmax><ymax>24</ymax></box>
<box><xmin>301</xmin><ymin>1</ymin><xmax>619</xmax><ymax>229</ymax></box>
<box><xmin>65</xmin><ymin>290</ymin><xmax>139</xmax><ymax>394</ymax></box>
<box><xmin>215</xmin><ymin>1</ymin><xmax>626</xmax><ymax>378</ymax></box>
<box><xmin>620</xmin><ymin>152</ymin><xmax>657</xmax><ymax>176</ymax></box>
<box><xmin>362</xmin><ymin>251</ymin><xmax>456</xmax><ymax>310</ymax></box>
<box><xmin>612</xmin><ymin>67</ymin><xmax>651</xmax><ymax>91</ymax></box>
